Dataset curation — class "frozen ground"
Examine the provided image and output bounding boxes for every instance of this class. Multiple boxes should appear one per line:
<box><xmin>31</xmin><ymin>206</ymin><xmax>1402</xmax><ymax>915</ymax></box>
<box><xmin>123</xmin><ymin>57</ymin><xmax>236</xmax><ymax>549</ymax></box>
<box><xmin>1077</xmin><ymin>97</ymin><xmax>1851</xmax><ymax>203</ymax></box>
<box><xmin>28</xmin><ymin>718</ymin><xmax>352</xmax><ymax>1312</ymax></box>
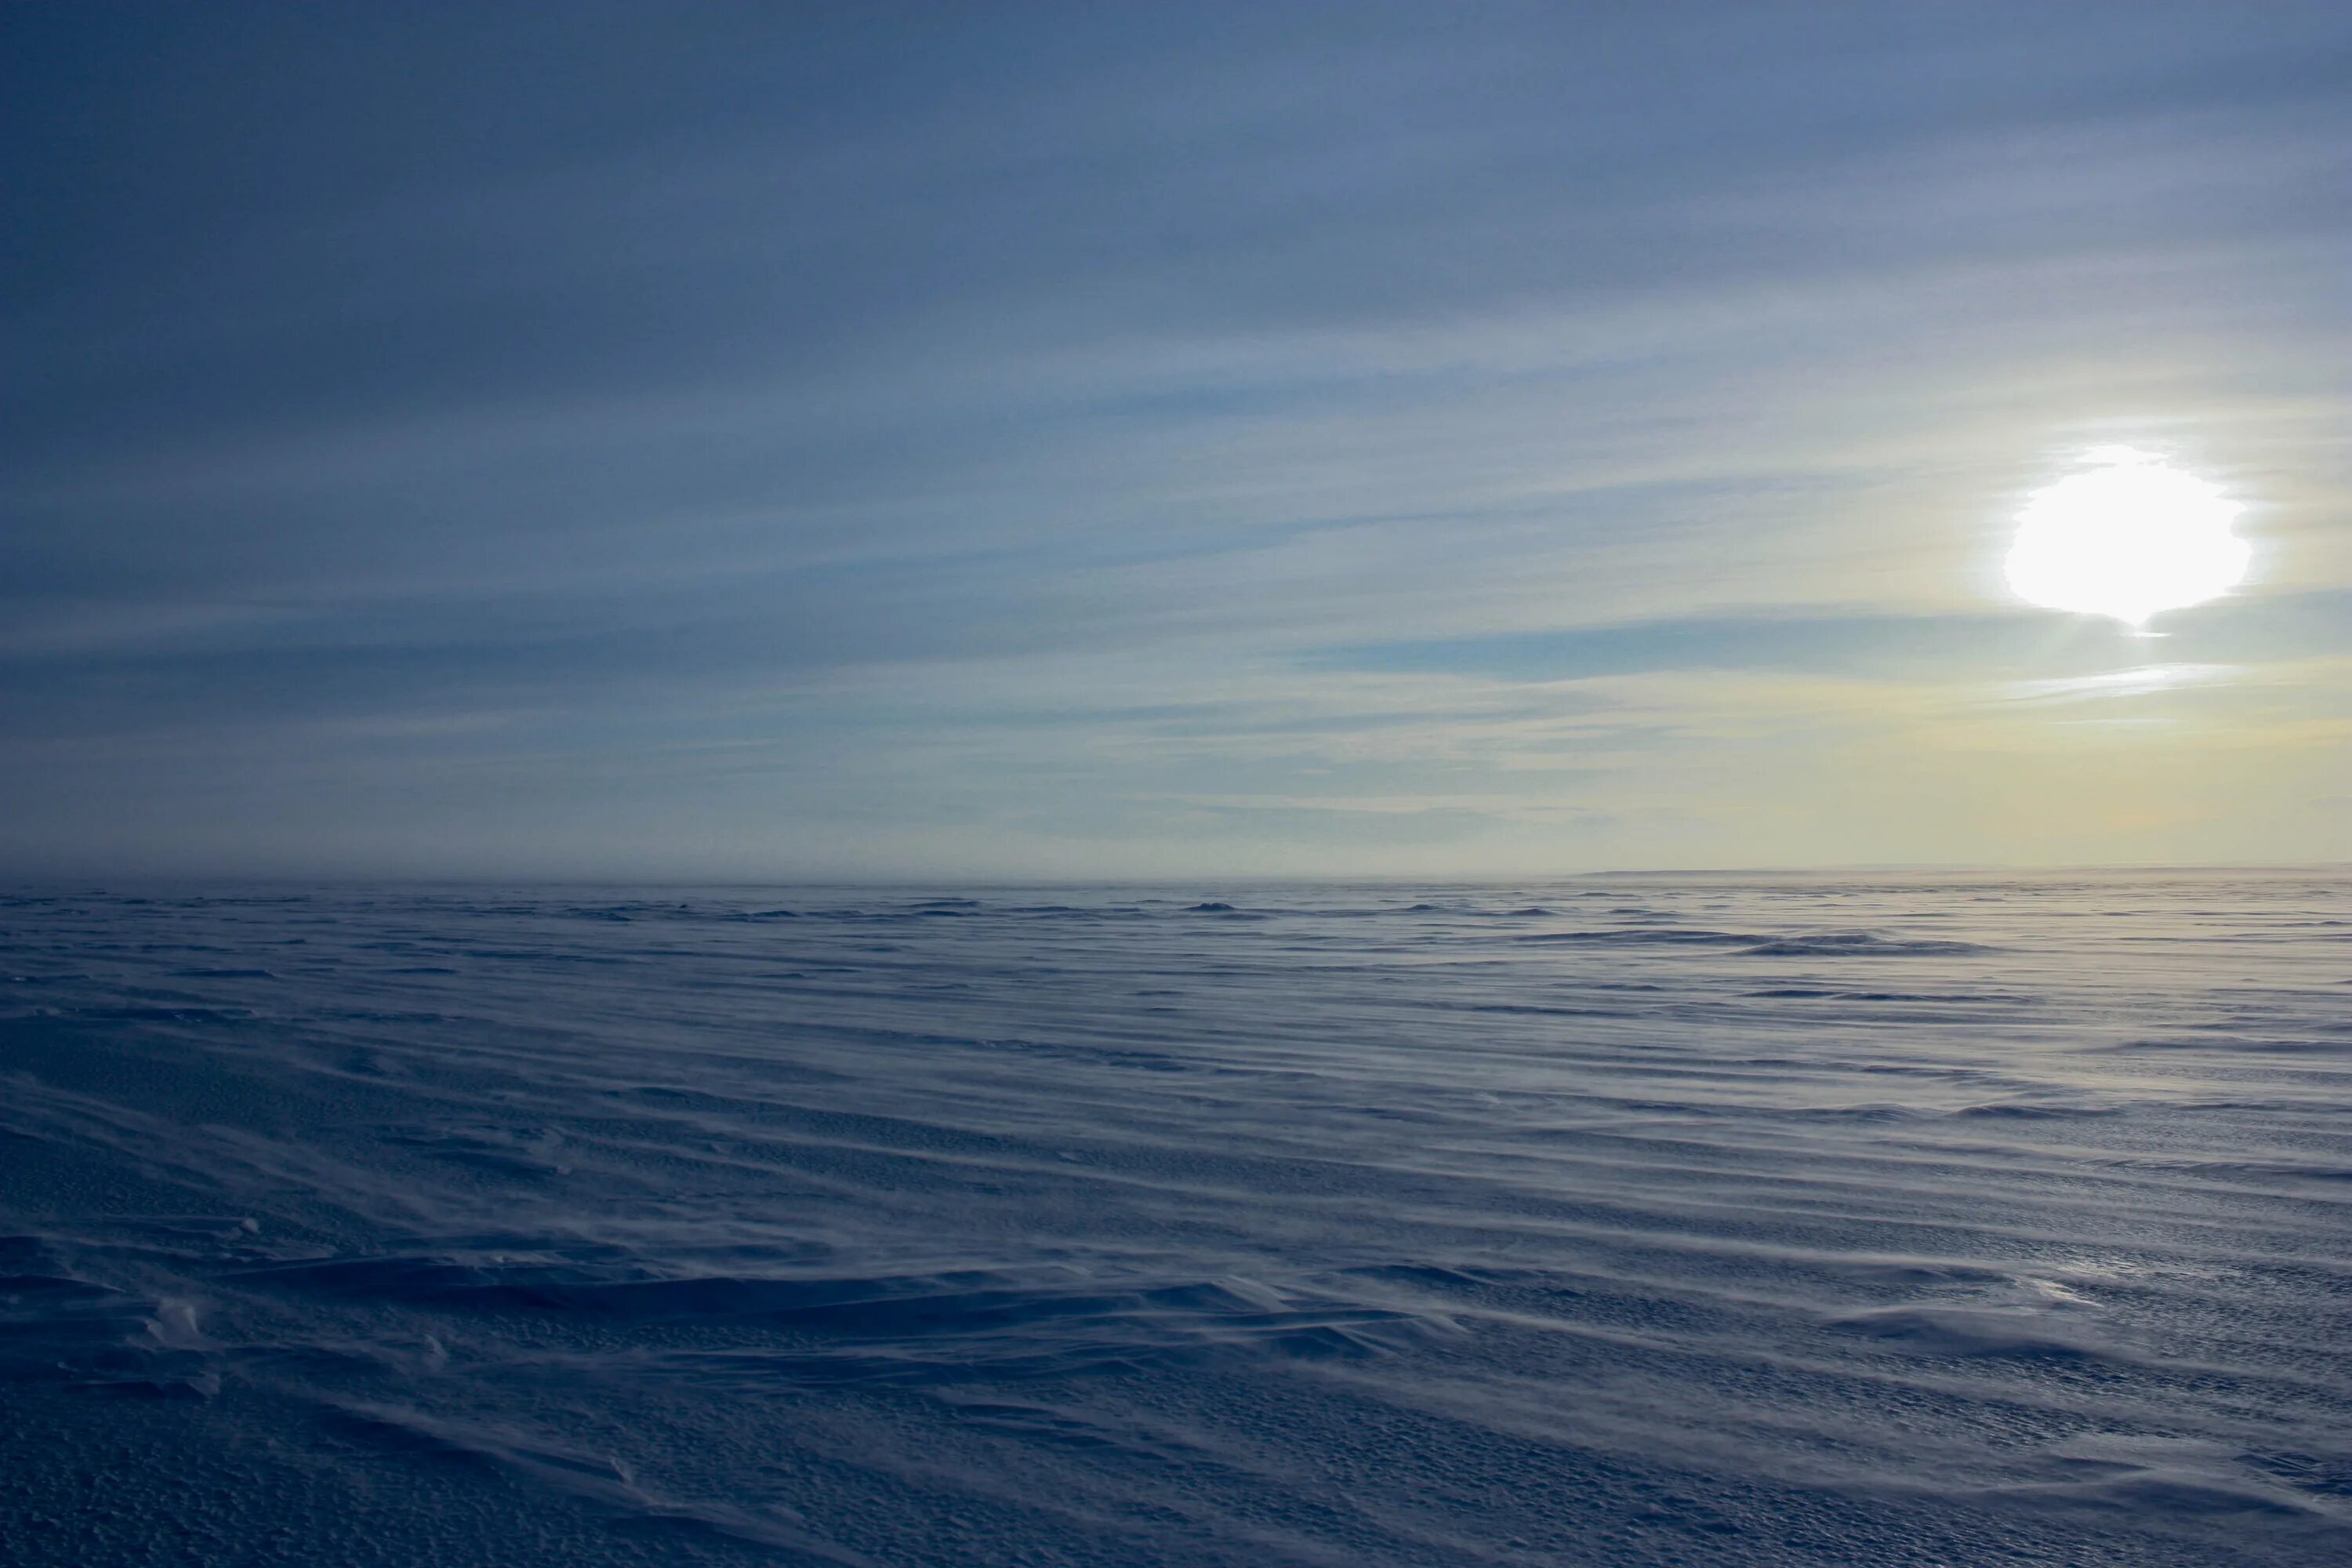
<box><xmin>2</xmin><ymin>875</ymin><xmax>2347</xmax><ymax>1566</ymax></box>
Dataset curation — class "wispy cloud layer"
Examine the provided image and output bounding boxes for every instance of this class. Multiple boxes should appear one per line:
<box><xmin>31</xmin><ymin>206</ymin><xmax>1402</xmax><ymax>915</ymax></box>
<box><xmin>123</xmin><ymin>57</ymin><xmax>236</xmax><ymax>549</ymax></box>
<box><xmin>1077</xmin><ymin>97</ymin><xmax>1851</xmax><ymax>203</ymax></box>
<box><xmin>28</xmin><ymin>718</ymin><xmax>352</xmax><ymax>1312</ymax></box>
<box><xmin>4</xmin><ymin>3</ymin><xmax>2347</xmax><ymax>875</ymax></box>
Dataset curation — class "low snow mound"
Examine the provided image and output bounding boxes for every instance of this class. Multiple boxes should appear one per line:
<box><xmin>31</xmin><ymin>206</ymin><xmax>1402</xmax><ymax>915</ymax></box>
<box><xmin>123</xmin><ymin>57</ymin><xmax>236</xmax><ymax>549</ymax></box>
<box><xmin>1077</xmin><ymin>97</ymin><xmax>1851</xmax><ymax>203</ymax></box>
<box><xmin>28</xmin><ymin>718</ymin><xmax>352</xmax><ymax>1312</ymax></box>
<box><xmin>1740</xmin><ymin>930</ymin><xmax>1999</xmax><ymax>957</ymax></box>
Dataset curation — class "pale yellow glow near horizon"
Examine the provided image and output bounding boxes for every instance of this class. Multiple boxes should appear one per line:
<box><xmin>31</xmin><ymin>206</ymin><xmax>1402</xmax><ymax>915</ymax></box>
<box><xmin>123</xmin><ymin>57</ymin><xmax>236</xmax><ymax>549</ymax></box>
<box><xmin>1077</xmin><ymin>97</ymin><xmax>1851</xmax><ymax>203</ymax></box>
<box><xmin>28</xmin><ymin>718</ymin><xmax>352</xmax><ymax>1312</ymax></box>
<box><xmin>2005</xmin><ymin>448</ymin><xmax>2250</xmax><ymax>627</ymax></box>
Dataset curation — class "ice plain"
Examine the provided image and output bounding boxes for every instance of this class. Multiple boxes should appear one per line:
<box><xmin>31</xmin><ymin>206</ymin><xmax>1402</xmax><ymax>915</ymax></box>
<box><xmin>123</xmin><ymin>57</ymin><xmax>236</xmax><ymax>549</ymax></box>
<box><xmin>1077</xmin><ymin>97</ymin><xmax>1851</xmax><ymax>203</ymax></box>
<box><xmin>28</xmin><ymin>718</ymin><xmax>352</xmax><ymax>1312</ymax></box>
<box><xmin>2</xmin><ymin>874</ymin><xmax>2347</xmax><ymax>1565</ymax></box>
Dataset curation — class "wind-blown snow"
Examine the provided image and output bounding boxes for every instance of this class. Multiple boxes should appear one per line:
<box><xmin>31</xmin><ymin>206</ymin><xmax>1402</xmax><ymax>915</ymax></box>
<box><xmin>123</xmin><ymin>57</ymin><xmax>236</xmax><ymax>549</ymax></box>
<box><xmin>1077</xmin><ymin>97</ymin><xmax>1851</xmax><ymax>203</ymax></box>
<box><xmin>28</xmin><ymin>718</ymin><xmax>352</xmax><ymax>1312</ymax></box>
<box><xmin>2</xmin><ymin>875</ymin><xmax>2347</xmax><ymax>1565</ymax></box>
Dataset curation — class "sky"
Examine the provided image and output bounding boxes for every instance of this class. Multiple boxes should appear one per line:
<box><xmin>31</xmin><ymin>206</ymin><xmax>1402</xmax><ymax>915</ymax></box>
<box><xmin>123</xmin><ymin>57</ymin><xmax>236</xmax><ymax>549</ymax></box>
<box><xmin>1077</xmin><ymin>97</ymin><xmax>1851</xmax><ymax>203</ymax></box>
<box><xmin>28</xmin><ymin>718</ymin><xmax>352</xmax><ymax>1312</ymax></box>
<box><xmin>5</xmin><ymin>2</ymin><xmax>2348</xmax><ymax>880</ymax></box>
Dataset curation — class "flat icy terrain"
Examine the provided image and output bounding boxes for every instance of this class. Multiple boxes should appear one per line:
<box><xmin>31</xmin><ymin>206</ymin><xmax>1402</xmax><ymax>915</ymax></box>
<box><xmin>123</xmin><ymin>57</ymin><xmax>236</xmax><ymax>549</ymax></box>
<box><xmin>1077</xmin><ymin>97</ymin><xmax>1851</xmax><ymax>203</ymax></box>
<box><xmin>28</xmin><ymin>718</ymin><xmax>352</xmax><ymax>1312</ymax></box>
<box><xmin>2</xmin><ymin>877</ymin><xmax>2347</xmax><ymax>1566</ymax></box>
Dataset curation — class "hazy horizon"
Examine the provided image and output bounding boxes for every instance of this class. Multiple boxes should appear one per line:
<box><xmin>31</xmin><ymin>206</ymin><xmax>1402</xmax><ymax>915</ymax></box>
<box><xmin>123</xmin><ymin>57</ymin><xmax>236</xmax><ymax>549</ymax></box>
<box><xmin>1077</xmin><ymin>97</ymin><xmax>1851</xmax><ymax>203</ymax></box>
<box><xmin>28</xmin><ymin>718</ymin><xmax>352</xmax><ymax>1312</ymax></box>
<box><xmin>9</xmin><ymin>861</ymin><xmax>2352</xmax><ymax>890</ymax></box>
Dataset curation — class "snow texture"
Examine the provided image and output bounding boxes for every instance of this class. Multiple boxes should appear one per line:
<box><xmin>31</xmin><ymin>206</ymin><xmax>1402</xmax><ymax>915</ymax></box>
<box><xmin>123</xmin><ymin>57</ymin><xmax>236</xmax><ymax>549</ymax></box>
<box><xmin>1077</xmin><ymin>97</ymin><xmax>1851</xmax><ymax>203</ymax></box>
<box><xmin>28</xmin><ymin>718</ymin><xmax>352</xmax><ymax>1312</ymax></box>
<box><xmin>2</xmin><ymin>875</ymin><xmax>2348</xmax><ymax>1565</ymax></box>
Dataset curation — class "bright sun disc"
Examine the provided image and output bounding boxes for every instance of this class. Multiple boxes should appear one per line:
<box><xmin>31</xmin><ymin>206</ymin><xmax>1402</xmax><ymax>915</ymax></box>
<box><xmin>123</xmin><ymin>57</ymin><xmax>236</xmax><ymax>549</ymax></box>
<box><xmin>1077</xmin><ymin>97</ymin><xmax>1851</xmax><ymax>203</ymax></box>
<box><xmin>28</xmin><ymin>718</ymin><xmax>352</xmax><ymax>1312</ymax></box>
<box><xmin>2005</xmin><ymin>448</ymin><xmax>2249</xmax><ymax>627</ymax></box>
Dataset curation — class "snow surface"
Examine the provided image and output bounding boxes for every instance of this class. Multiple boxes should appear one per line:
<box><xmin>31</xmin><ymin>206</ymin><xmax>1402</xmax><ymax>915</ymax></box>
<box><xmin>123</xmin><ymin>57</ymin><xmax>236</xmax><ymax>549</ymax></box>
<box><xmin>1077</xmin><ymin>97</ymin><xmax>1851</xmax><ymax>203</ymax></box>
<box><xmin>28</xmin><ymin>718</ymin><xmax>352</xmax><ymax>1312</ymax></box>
<box><xmin>2</xmin><ymin>875</ymin><xmax>2347</xmax><ymax>1565</ymax></box>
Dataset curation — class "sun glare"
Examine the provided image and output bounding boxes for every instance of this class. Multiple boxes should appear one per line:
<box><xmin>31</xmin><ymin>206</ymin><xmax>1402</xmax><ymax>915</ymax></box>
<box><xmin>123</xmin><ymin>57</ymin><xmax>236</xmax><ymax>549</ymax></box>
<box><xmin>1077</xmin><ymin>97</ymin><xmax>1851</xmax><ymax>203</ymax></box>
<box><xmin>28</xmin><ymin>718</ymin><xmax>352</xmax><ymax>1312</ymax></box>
<box><xmin>2004</xmin><ymin>448</ymin><xmax>2249</xmax><ymax>627</ymax></box>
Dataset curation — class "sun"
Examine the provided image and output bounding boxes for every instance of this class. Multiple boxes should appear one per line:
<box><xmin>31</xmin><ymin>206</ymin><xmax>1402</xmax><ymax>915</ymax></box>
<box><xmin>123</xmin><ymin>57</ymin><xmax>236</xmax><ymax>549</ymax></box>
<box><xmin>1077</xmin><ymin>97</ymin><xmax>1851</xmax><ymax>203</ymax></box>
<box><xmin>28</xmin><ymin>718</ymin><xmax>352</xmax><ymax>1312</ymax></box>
<box><xmin>2004</xmin><ymin>448</ymin><xmax>2249</xmax><ymax>627</ymax></box>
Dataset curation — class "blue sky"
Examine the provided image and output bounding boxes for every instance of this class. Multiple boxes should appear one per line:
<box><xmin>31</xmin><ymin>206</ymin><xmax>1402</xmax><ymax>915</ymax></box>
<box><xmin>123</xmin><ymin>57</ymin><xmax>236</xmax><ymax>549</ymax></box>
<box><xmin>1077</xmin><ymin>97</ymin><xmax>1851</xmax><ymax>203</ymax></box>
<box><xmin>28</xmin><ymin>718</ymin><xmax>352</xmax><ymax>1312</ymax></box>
<box><xmin>5</xmin><ymin>3</ymin><xmax>2348</xmax><ymax>877</ymax></box>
